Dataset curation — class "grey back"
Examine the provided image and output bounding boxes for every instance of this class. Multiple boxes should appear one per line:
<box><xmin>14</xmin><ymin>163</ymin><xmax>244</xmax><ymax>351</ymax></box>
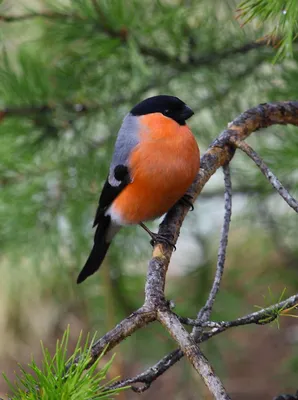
<box><xmin>108</xmin><ymin>113</ymin><xmax>140</xmax><ymax>186</ymax></box>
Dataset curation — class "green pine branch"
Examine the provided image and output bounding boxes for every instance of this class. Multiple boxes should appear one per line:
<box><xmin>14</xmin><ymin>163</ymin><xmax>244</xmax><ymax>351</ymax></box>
<box><xmin>237</xmin><ymin>0</ymin><xmax>298</xmax><ymax>60</ymax></box>
<box><xmin>0</xmin><ymin>4</ymin><xmax>275</xmax><ymax>69</ymax></box>
<box><xmin>2</xmin><ymin>327</ymin><xmax>127</xmax><ymax>399</ymax></box>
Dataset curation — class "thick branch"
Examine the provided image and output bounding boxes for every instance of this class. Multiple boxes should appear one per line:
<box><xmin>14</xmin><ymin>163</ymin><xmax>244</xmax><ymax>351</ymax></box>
<box><xmin>70</xmin><ymin>307</ymin><xmax>155</xmax><ymax>369</ymax></box>
<box><xmin>89</xmin><ymin>307</ymin><xmax>155</xmax><ymax>360</ymax></box>
<box><xmin>157</xmin><ymin>309</ymin><xmax>230</xmax><ymax>399</ymax></box>
<box><xmin>74</xmin><ymin>101</ymin><xmax>298</xmax><ymax>396</ymax></box>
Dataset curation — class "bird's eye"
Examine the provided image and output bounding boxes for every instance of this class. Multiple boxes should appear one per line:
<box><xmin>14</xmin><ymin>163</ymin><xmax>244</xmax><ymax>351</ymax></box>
<box><xmin>164</xmin><ymin>109</ymin><xmax>170</xmax><ymax>114</ymax></box>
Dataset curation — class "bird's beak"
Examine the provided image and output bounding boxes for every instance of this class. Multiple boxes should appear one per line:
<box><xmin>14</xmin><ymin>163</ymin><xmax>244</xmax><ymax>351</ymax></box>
<box><xmin>180</xmin><ymin>105</ymin><xmax>194</xmax><ymax>121</ymax></box>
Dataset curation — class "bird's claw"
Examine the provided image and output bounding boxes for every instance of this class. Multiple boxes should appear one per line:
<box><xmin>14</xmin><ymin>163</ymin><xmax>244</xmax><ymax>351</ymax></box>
<box><xmin>180</xmin><ymin>194</ymin><xmax>194</xmax><ymax>211</ymax></box>
<box><xmin>150</xmin><ymin>234</ymin><xmax>176</xmax><ymax>250</ymax></box>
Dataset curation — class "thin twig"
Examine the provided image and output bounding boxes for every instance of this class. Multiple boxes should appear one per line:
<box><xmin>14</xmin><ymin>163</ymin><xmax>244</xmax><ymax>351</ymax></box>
<box><xmin>107</xmin><ymin>293</ymin><xmax>298</xmax><ymax>392</ymax></box>
<box><xmin>174</xmin><ymin>314</ymin><xmax>221</xmax><ymax>328</ymax></box>
<box><xmin>230</xmin><ymin>139</ymin><xmax>298</xmax><ymax>213</ymax></box>
<box><xmin>216</xmin><ymin>293</ymin><xmax>298</xmax><ymax>330</ymax></box>
<box><xmin>198</xmin><ymin>164</ymin><xmax>232</xmax><ymax>322</ymax></box>
<box><xmin>106</xmin><ymin>348</ymin><xmax>184</xmax><ymax>392</ymax></box>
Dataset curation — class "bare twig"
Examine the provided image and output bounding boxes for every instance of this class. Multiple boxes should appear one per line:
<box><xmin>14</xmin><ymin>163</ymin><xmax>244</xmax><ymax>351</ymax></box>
<box><xmin>107</xmin><ymin>293</ymin><xmax>298</xmax><ymax>392</ymax></box>
<box><xmin>202</xmin><ymin>293</ymin><xmax>298</xmax><ymax>339</ymax></box>
<box><xmin>230</xmin><ymin>138</ymin><xmax>298</xmax><ymax>213</ymax></box>
<box><xmin>174</xmin><ymin>314</ymin><xmax>221</xmax><ymax>328</ymax></box>
<box><xmin>198</xmin><ymin>164</ymin><xmax>232</xmax><ymax>322</ymax></box>
<box><xmin>106</xmin><ymin>348</ymin><xmax>184</xmax><ymax>392</ymax></box>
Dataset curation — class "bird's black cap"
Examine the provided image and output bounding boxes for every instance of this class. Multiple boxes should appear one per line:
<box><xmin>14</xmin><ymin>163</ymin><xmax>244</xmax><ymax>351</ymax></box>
<box><xmin>130</xmin><ymin>95</ymin><xmax>194</xmax><ymax>125</ymax></box>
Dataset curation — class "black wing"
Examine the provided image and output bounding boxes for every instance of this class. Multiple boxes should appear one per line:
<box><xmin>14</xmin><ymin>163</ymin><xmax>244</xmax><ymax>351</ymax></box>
<box><xmin>93</xmin><ymin>164</ymin><xmax>131</xmax><ymax>227</ymax></box>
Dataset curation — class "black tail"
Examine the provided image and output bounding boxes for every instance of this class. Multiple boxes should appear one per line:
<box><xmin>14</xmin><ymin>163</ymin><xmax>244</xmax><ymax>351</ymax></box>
<box><xmin>77</xmin><ymin>216</ymin><xmax>111</xmax><ymax>284</ymax></box>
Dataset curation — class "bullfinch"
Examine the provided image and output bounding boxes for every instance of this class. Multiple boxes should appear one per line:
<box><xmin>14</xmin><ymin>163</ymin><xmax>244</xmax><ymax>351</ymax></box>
<box><xmin>77</xmin><ymin>95</ymin><xmax>200</xmax><ymax>283</ymax></box>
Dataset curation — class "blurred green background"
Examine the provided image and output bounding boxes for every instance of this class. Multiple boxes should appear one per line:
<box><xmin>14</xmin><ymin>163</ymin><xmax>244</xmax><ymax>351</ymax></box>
<box><xmin>1</xmin><ymin>0</ymin><xmax>298</xmax><ymax>399</ymax></box>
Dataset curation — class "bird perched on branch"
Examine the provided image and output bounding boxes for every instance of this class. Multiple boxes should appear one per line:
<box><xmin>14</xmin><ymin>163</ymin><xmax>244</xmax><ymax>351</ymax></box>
<box><xmin>77</xmin><ymin>95</ymin><xmax>200</xmax><ymax>283</ymax></box>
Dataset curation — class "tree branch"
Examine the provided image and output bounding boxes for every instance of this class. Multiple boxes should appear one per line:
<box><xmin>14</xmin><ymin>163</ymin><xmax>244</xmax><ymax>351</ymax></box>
<box><xmin>89</xmin><ymin>307</ymin><xmax>156</xmax><ymax>366</ymax></box>
<box><xmin>197</xmin><ymin>164</ymin><xmax>232</xmax><ymax>322</ymax></box>
<box><xmin>67</xmin><ymin>101</ymin><xmax>298</xmax><ymax>398</ymax></box>
<box><xmin>157</xmin><ymin>309</ymin><xmax>230</xmax><ymax>399</ymax></box>
<box><xmin>230</xmin><ymin>138</ymin><xmax>298</xmax><ymax>213</ymax></box>
<box><xmin>107</xmin><ymin>293</ymin><xmax>298</xmax><ymax>393</ymax></box>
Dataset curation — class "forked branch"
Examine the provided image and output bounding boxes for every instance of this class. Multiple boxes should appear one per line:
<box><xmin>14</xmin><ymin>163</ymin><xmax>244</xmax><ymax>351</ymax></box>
<box><xmin>71</xmin><ymin>101</ymin><xmax>298</xmax><ymax>399</ymax></box>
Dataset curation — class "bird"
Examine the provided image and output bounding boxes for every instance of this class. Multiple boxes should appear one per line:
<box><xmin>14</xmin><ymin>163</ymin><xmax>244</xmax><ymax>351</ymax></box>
<box><xmin>77</xmin><ymin>95</ymin><xmax>200</xmax><ymax>284</ymax></box>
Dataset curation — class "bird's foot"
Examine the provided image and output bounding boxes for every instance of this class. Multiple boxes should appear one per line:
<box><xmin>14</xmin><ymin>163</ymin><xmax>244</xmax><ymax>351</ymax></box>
<box><xmin>149</xmin><ymin>233</ymin><xmax>176</xmax><ymax>250</ymax></box>
<box><xmin>179</xmin><ymin>194</ymin><xmax>194</xmax><ymax>211</ymax></box>
<box><xmin>139</xmin><ymin>222</ymin><xmax>176</xmax><ymax>250</ymax></box>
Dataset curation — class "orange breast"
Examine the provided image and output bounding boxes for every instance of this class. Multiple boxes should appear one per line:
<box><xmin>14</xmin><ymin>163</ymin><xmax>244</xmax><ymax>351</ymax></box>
<box><xmin>112</xmin><ymin>114</ymin><xmax>200</xmax><ymax>224</ymax></box>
